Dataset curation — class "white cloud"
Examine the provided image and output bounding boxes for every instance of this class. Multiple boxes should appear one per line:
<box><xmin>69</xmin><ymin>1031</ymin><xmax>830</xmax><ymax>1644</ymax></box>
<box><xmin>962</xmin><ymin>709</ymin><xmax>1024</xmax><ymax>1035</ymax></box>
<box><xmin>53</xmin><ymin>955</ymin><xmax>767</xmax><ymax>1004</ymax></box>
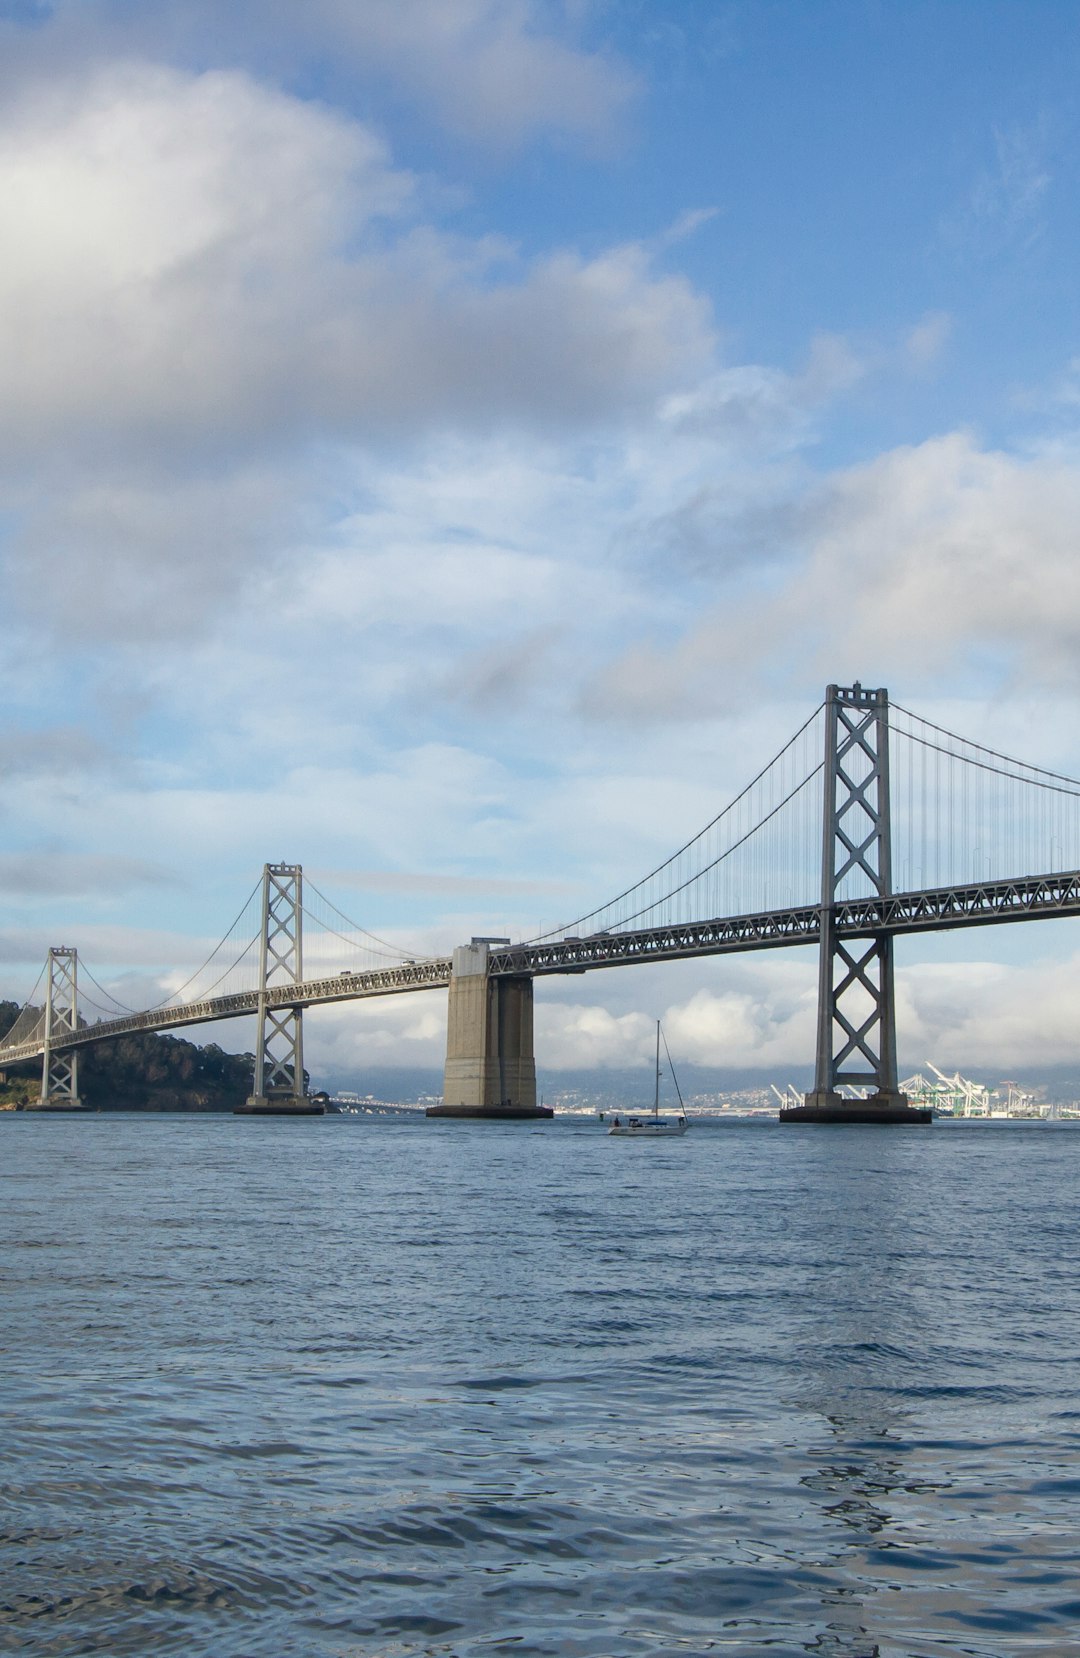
<box><xmin>0</xmin><ymin>726</ymin><xmax>120</xmax><ymax>779</ymax></box>
<box><xmin>971</xmin><ymin>120</ymin><xmax>1052</xmax><ymax>247</ymax></box>
<box><xmin>534</xmin><ymin>957</ymin><xmax>818</xmax><ymax>1071</ymax></box>
<box><xmin>793</xmin><ymin>431</ymin><xmax>1080</xmax><ymax>687</ymax></box>
<box><xmin>0</xmin><ymin>61</ymin><xmax>707</xmax><ymax>465</ymax></box>
<box><xmin>903</xmin><ymin>310</ymin><xmax>952</xmax><ymax>373</ymax></box>
<box><xmin>1051</xmin><ymin>357</ymin><xmax>1080</xmax><ymax>410</ymax></box>
<box><xmin>4</xmin><ymin>0</ymin><xmax>637</xmax><ymax>150</ymax></box>
<box><xmin>896</xmin><ymin>951</ymin><xmax>1080</xmax><ymax>1071</ymax></box>
<box><xmin>943</xmin><ymin>116</ymin><xmax>1054</xmax><ymax>260</ymax></box>
<box><xmin>528</xmin><ymin>948</ymin><xmax>1080</xmax><ymax>1077</ymax></box>
<box><xmin>300</xmin><ymin>988</ymin><xmax>451</xmax><ymax>1071</ymax></box>
<box><xmin>0</xmin><ymin>852</ymin><xmax>178</xmax><ymax>899</ymax></box>
<box><xmin>0</xmin><ymin>920</ymin><xmax>228</xmax><ymax>970</ymax></box>
<box><xmin>661</xmin><ymin>333</ymin><xmax>864</xmax><ymax>451</ymax></box>
<box><xmin>14</xmin><ymin>465</ymin><xmax>303</xmax><ymax>636</ymax></box>
<box><xmin>313</xmin><ymin>867</ymin><xmax>574</xmax><ymax>900</ymax></box>
<box><xmin>0</xmin><ymin>57</ymin><xmax>713</xmax><ymax>644</ymax></box>
<box><xmin>535</xmin><ymin>1000</ymin><xmax>651</xmax><ymax>1068</ymax></box>
<box><xmin>582</xmin><ymin>427</ymin><xmax>1080</xmax><ymax>719</ymax></box>
<box><xmin>294</xmin><ymin>0</ymin><xmax>638</xmax><ymax>148</ymax></box>
<box><xmin>0</xmin><ymin>62</ymin><xmax>408</xmax><ymax>455</ymax></box>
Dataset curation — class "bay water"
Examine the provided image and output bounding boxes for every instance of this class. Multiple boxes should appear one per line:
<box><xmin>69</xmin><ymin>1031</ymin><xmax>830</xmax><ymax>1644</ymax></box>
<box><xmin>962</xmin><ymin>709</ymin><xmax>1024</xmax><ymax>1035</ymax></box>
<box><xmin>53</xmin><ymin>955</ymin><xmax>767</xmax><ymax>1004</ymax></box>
<box><xmin>2</xmin><ymin>1112</ymin><xmax>1079</xmax><ymax>1657</ymax></box>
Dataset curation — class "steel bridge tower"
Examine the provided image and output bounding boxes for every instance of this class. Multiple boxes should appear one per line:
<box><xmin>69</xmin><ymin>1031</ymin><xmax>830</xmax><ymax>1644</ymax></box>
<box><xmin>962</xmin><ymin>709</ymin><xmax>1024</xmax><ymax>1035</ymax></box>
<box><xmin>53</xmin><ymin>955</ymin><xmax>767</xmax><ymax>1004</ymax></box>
<box><xmin>236</xmin><ymin>863</ymin><xmax>324</xmax><ymax>1116</ymax></box>
<box><xmin>785</xmin><ymin>682</ymin><xmax>929</xmax><ymax>1125</ymax></box>
<box><xmin>33</xmin><ymin>946</ymin><xmax>89</xmax><ymax>1111</ymax></box>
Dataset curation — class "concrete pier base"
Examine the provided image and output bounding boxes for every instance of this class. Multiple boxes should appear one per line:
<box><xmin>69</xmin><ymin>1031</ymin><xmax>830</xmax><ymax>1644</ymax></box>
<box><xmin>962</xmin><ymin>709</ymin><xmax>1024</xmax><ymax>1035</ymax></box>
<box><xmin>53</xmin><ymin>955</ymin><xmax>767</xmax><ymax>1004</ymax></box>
<box><xmin>235</xmin><ymin>1095</ymin><xmax>326</xmax><ymax>1116</ymax></box>
<box><xmin>26</xmin><ymin>1098</ymin><xmax>91</xmax><ymax>1112</ymax></box>
<box><xmin>781</xmin><ymin>1090</ymin><xmax>931</xmax><ymax>1125</ymax></box>
<box><xmin>437</xmin><ymin>941</ymin><xmax>549</xmax><ymax>1120</ymax></box>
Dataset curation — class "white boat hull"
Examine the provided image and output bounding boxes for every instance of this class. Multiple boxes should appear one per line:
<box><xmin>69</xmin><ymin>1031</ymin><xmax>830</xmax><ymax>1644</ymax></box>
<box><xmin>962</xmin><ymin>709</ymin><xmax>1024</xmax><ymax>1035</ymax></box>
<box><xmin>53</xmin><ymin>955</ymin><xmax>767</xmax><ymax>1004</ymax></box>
<box><xmin>607</xmin><ymin>1116</ymin><xmax>687</xmax><ymax>1137</ymax></box>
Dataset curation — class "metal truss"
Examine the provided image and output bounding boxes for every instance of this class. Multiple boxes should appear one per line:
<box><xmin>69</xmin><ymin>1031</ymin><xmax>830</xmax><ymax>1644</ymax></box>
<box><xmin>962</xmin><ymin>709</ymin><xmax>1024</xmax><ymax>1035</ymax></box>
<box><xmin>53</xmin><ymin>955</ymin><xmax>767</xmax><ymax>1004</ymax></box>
<box><xmin>9</xmin><ymin>864</ymin><xmax>1080</xmax><ymax>1072</ymax></box>
<box><xmin>846</xmin><ymin>870</ymin><xmax>1080</xmax><ymax>932</ymax></box>
<box><xmin>251</xmin><ymin>863</ymin><xmax>306</xmax><ymax>1104</ymax></box>
<box><xmin>0</xmin><ymin>957</ymin><xmax>455</xmax><ymax>1065</ymax></box>
<box><xmin>489</xmin><ymin>909</ymin><xmax>822</xmax><ymax>975</ymax></box>
<box><xmin>41</xmin><ymin>947</ymin><xmax>81</xmax><ymax>1107</ymax></box>
<box><xmin>812</xmin><ymin>682</ymin><xmax>899</xmax><ymax>1096</ymax></box>
<box><xmin>490</xmin><ymin>868</ymin><xmax>1080</xmax><ymax>976</ymax></box>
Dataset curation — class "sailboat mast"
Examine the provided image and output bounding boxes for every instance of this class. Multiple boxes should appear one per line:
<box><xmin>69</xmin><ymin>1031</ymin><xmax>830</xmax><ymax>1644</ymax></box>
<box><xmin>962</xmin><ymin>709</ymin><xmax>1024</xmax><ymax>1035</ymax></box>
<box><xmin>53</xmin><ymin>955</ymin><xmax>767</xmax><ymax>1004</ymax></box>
<box><xmin>654</xmin><ymin>1020</ymin><xmax>661</xmax><ymax>1116</ymax></box>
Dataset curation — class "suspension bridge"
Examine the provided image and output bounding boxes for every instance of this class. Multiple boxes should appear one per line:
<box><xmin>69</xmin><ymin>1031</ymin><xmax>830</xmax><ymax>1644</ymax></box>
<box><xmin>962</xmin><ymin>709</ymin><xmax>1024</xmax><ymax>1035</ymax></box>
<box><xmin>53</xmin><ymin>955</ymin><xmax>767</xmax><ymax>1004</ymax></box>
<box><xmin>6</xmin><ymin>682</ymin><xmax>1080</xmax><ymax>1122</ymax></box>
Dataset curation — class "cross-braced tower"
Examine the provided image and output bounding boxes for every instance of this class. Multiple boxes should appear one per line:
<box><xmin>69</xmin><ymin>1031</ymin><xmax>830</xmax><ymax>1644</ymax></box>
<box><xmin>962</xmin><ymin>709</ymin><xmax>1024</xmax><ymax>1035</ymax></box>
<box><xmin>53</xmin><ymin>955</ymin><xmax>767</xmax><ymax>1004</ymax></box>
<box><xmin>237</xmin><ymin>863</ymin><xmax>324</xmax><ymax>1115</ymax></box>
<box><xmin>39</xmin><ymin>946</ymin><xmax>85</xmax><ymax>1110</ymax></box>
<box><xmin>788</xmin><ymin>682</ymin><xmax>928</xmax><ymax>1124</ymax></box>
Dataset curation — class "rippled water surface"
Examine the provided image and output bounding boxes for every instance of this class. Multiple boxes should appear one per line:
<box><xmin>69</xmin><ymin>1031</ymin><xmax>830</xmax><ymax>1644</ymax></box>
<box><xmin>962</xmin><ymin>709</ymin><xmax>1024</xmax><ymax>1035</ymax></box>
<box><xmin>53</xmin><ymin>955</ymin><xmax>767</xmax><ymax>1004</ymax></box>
<box><xmin>3</xmin><ymin>1113</ymin><xmax>1080</xmax><ymax>1657</ymax></box>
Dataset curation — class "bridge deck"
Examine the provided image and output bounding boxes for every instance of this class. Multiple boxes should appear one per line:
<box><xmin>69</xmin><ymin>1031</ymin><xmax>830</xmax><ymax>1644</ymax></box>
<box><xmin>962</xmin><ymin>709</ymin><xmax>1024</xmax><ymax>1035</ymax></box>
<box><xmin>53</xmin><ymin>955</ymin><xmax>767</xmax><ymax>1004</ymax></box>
<box><xmin>0</xmin><ymin>958</ymin><xmax>453</xmax><ymax>1064</ymax></box>
<box><xmin>487</xmin><ymin>870</ymin><xmax>1080</xmax><ymax>975</ymax></box>
<box><xmin>4</xmin><ymin>869</ymin><xmax>1080</xmax><ymax>1063</ymax></box>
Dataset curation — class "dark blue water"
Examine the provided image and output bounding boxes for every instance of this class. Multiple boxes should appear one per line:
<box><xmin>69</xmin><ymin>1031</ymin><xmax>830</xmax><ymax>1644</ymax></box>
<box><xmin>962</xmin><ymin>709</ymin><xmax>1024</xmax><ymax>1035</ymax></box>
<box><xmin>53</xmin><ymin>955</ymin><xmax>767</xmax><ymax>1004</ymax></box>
<box><xmin>3</xmin><ymin>1114</ymin><xmax>1080</xmax><ymax>1657</ymax></box>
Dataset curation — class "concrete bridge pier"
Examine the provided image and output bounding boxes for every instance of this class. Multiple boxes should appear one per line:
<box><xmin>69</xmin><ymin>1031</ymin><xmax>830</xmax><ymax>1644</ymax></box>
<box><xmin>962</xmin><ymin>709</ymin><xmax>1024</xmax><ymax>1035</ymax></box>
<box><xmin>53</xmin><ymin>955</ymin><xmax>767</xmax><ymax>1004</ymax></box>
<box><xmin>429</xmin><ymin>940</ymin><xmax>552</xmax><ymax>1119</ymax></box>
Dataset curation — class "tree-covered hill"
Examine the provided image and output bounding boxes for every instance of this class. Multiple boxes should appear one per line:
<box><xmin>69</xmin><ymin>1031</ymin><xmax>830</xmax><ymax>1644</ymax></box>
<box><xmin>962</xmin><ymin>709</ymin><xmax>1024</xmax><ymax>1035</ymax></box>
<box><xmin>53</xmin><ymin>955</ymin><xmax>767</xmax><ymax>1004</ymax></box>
<box><xmin>0</xmin><ymin>1001</ymin><xmax>255</xmax><ymax>1110</ymax></box>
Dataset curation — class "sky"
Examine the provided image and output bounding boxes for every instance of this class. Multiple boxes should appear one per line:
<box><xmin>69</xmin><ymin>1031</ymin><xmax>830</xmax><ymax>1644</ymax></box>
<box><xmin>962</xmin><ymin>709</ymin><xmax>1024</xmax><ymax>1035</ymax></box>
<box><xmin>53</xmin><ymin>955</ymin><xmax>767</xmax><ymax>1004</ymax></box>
<box><xmin>2</xmin><ymin>0</ymin><xmax>1080</xmax><ymax>1084</ymax></box>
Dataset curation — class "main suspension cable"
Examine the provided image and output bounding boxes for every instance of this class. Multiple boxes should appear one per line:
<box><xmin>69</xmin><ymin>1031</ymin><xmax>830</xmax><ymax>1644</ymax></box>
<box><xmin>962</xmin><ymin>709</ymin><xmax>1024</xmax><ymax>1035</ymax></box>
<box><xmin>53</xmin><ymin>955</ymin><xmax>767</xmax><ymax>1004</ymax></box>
<box><xmin>894</xmin><ymin>726</ymin><xmax>1080</xmax><ymax>800</ymax></box>
<box><xmin>528</xmin><ymin>702</ymin><xmax>825</xmax><ymax>941</ymax></box>
<box><xmin>613</xmin><ymin>764</ymin><xmax>823</xmax><ymax>932</ymax></box>
<box><xmin>79</xmin><ymin>961</ymin><xmax>138</xmax><ymax>1016</ymax></box>
<box><xmin>140</xmin><ymin>879</ymin><xmax>263</xmax><ymax>1010</ymax></box>
<box><xmin>303</xmin><ymin>881</ymin><xmax>425</xmax><ymax>959</ymax></box>
<box><xmin>0</xmin><ymin>963</ymin><xmax>47</xmax><ymax>1046</ymax></box>
<box><xmin>893</xmin><ymin>704</ymin><xmax>1080</xmax><ymax>791</ymax></box>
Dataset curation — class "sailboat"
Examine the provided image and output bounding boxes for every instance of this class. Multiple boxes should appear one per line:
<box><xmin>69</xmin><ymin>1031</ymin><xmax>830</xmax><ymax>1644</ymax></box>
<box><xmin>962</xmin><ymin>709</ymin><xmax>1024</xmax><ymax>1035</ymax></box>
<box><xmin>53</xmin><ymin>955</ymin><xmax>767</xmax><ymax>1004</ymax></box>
<box><xmin>606</xmin><ymin>1021</ymin><xmax>688</xmax><ymax>1137</ymax></box>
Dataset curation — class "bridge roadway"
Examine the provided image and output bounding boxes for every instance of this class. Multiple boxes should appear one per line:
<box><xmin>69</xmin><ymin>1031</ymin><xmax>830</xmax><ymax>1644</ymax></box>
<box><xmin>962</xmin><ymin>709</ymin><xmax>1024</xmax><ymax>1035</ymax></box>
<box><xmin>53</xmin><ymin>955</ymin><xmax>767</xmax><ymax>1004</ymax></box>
<box><xmin>0</xmin><ymin>958</ymin><xmax>455</xmax><ymax>1065</ymax></box>
<box><xmin>4</xmin><ymin>868</ymin><xmax>1080</xmax><ymax>1064</ymax></box>
<box><xmin>487</xmin><ymin>868</ymin><xmax>1080</xmax><ymax>974</ymax></box>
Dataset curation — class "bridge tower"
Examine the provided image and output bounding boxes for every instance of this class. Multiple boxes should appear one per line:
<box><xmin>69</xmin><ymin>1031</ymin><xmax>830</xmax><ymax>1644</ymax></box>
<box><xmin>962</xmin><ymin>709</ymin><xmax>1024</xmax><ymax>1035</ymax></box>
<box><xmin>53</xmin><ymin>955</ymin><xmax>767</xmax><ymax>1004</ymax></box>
<box><xmin>236</xmin><ymin>863</ymin><xmax>324</xmax><ymax>1116</ymax></box>
<box><xmin>430</xmin><ymin>939</ymin><xmax>551</xmax><ymax>1119</ymax></box>
<box><xmin>786</xmin><ymin>683</ymin><xmax>929</xmax><ymax>1125</ymax></box>
<box><xmin>33</xmin><ymin>946</ymin><xmax>89</xmax><ymax>1111</ymax></box>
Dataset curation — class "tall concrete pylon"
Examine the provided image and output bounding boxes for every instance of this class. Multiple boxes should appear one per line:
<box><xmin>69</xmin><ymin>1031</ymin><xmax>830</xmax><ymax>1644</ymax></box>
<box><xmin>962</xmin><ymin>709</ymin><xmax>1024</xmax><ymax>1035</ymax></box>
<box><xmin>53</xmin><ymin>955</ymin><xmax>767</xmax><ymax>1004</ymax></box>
<box><xmin>236</xmin><ymin>863</ymin><xmax>324</xmax><ymax>1116</ymax></box>
<box><xmin>784</xmin><ymin>682</ymin><xmax>929</xmax><ymax>1124</ymax></box>
<box><xmin>430</xmin><ymin>938</ymin><xmax>551</xmax><ymax>1119</ymax></box>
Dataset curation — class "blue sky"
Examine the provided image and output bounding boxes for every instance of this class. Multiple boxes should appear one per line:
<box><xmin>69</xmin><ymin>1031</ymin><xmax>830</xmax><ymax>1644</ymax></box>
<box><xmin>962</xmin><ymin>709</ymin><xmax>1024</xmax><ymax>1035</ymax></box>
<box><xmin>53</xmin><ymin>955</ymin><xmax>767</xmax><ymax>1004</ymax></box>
<box><xmin>1</xmin><ymin>0</ymin><xmax>1079</xmax><ymax>1078</ymax></box>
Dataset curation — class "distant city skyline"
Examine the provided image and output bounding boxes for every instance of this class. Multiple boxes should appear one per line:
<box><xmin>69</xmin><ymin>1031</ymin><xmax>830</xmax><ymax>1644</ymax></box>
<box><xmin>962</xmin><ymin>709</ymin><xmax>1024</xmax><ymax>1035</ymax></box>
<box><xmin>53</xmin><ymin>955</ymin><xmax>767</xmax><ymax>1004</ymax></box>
<box><xmin>1</xmin><ymin>1</ymin><xmax>1079</xmax><ymax>1077</ymax></box>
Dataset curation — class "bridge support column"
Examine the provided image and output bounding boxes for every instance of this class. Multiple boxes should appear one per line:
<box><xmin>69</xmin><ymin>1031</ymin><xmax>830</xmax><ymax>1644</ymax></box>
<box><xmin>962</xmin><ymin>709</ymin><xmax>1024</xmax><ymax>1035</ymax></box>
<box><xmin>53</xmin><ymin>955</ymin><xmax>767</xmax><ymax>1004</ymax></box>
<box><xmin>236</xmin><ymin>863</ymin><xmax>324</xmax><ymax>1116</ymax></box>
<box><xmin>784</xmin><ymin>683</ymin><xmax>929</xmax><ymax>1125</ymax></box>
<box><xmin>30</xmin><ymin>947</ymin><xmax>89</xmax><ymax>1111</ymax></box>
<box><xmin>430</xmin><ymin>940</ymin><xmax>551</xmax><ymax>1119</ymax></box>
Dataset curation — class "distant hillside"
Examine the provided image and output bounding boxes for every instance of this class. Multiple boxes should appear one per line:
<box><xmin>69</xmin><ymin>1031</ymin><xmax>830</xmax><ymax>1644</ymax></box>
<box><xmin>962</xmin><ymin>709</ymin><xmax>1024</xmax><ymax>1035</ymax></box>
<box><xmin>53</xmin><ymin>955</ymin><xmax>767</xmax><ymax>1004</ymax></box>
<box><xmin>319</xmin><ymin>1060</ymin><xmax>1080</xmax><ymax>1107</ymax></box>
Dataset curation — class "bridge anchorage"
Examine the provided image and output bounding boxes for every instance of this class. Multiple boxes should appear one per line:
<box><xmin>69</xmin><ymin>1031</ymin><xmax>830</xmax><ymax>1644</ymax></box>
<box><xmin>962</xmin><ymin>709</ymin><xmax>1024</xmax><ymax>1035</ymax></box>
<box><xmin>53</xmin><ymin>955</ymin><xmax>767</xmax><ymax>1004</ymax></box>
<box><xmin>781</xmin><ymin>682</ymin><xmax>929</xmax><ymax>1125</ymax></box>
<box><xmin>235</xmin><ymin>863</ymin><xmax>324</xmax><ymax>1116</ymax></box>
